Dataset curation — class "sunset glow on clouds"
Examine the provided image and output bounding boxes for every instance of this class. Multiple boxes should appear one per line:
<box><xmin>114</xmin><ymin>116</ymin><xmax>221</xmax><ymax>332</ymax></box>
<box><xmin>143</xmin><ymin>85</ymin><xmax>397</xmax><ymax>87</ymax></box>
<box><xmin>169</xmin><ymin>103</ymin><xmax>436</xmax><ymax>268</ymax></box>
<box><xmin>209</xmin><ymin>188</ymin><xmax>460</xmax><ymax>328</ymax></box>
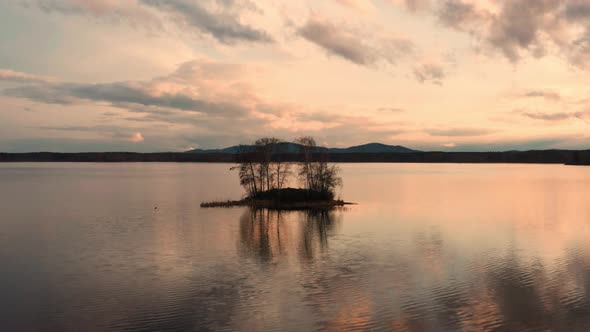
<box><xmin>0</xmin><ymin>0</ymin><xmax>589</xmax><ymax>152</ymax></box>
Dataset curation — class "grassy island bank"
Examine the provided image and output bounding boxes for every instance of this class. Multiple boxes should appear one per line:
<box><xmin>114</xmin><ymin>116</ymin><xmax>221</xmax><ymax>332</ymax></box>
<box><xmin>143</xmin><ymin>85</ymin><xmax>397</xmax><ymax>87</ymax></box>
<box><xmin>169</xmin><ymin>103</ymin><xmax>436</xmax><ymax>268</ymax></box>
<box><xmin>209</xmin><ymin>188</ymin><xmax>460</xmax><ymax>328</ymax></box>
<box><xmin>201</xmin><ymin>188</ymin><xmax>353</xmax><ymax>209</ymax></box>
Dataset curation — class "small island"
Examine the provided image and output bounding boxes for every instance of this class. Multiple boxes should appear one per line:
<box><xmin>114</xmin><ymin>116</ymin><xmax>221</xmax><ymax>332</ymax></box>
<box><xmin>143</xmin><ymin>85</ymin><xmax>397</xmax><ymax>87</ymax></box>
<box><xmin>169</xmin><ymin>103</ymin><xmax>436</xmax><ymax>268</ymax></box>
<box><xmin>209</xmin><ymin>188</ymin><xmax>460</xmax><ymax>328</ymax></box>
<box><xmin>201</xmin><ymin>137</ymin><xmax>354</xmax><ymax>210</ymax></box>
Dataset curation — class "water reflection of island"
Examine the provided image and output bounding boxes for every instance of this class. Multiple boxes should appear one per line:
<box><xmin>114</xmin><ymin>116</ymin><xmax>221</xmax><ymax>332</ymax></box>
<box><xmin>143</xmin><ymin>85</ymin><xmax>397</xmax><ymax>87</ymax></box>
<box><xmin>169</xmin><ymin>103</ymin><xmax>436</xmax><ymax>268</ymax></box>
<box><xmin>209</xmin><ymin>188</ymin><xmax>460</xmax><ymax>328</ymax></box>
<box><xmin>236</xmin><ymin>208</ymin><xmax>590</xmax><ymax>330</ymax></box>
<box><xmin>238</xmin><ymin>208</ymin><xmax>342</xmax><ymax>264</ymax></box>
<box><xmin>111</xmin><ymin>212</ymin><xmax>590</xmax><ymax>331</ymax></box>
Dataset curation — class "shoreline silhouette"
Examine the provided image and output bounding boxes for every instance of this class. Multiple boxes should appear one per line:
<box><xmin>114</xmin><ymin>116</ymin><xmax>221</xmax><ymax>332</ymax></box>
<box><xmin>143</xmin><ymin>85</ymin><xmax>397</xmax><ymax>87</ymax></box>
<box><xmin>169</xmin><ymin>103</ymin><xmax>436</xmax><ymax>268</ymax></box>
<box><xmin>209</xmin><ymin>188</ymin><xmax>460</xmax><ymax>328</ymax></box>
<box><xmin>2</xmin><ymin>149</ymin><xmax>590</xmax><ymax>165</ymax></box>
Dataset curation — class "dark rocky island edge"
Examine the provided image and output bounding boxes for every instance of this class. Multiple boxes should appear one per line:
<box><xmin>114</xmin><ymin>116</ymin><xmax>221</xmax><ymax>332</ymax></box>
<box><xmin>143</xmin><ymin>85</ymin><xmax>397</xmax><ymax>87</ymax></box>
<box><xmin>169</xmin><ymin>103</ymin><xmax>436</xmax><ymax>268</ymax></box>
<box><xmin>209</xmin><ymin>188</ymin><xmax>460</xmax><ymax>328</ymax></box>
<box><xmin>200</xmin><ymin>188</ymin><xmax>354</xmax><ymax>210</ymax></box>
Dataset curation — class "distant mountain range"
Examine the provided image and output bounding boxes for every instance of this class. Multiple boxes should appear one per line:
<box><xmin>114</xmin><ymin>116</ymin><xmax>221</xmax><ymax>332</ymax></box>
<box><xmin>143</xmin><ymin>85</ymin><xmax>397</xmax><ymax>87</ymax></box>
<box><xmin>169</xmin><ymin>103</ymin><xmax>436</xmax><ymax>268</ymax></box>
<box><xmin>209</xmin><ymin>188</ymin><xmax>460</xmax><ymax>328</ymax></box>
<box><xmin>186</xmin><ymin>142</ymin><xmax>420</xmax><ymax>154</ymax></box>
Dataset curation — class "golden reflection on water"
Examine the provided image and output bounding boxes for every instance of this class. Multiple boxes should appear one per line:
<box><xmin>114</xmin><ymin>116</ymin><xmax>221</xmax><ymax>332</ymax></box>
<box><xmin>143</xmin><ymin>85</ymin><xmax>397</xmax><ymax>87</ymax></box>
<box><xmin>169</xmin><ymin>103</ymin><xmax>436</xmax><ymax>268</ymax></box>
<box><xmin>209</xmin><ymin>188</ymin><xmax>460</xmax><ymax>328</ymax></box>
<box><xmin>234</xmin><ymin>205</ymin><xmax>590</xmax><ymax>331</ymax></box>
<box><xmin>3</xmin><ymin>163</ymin><xmax>590</xmax><ymax>331</ymax></box>
<box><xmin>238</xmin><ymin>208</ymin><xmax>341</xmax><ymax>265</ymax></box>
<box><xmin>230</xmin><ymin>164</ymin><xmax>590</xmax><ymax>331</ymax></box>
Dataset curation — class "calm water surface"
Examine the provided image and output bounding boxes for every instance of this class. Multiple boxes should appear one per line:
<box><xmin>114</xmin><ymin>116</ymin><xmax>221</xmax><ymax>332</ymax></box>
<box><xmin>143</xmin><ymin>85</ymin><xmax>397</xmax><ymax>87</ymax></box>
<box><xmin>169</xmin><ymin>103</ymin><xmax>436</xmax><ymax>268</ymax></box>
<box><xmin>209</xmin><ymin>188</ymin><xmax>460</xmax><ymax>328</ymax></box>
<box><xmin>1</xmin><ymin>163</ymin><xmax>590</xmax><ymax>331</ymax></box>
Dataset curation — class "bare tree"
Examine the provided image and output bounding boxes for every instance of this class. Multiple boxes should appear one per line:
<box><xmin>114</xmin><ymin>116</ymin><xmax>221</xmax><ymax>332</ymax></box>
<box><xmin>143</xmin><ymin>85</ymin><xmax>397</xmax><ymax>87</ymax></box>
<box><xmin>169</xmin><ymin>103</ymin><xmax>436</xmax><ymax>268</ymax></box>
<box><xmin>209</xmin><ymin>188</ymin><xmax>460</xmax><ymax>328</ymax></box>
<box><xmin>233</xmin><ymin>136</ymin><xmax>340</xmax><ymax>199</ymax></box>
<box><xmin>233</xmin><ymin>137</ymin><xmax>294</xmax><ymax>196</ymax></box>
<box><xmin>274</xmin><ymin>158</ymin><xmax>291</xmax><ymax>190</ymax></box>
<box><xmin>255</xmin><ymin>137</ymin><xmax>281</xmax><ymax>192</ymax></box>
<box><xmin>295</xmin><ymin>136</ymin><xmax>316</xmax><ymax>190</ymax></box>
<box><xmin>314</xmin><ymin>161</ymin><xmax>342</xmax><ymax>197</ymax></box>
<box><xmin>295</xmin><ymin>136</ymin><xmax>342</xmax><ymax>197</ymax></box>
<box><xmin>231</xmin><ymin>144</ymin><xmax>258</xmax><ymax>196</ymax></box>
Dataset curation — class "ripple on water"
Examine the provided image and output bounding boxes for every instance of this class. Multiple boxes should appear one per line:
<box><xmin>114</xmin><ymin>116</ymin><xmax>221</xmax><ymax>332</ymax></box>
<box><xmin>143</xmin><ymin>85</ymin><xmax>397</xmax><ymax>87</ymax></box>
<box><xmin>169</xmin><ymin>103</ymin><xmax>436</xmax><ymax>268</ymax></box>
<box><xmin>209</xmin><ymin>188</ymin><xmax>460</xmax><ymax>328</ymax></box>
<box><xmin>4</xmin><ymin>164</ymin><xmax>590</xmax><ymax>331</ymax></box>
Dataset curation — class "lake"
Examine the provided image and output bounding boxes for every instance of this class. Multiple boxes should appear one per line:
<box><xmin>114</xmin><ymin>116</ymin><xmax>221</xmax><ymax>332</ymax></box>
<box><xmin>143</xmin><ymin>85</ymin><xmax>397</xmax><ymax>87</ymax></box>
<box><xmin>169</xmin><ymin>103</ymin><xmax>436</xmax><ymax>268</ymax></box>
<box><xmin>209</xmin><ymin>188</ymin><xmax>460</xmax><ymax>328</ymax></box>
<box><xmin>1</xmin><ymin>163</ymin><xmax>590</xmax><ymax>331</ymax></box>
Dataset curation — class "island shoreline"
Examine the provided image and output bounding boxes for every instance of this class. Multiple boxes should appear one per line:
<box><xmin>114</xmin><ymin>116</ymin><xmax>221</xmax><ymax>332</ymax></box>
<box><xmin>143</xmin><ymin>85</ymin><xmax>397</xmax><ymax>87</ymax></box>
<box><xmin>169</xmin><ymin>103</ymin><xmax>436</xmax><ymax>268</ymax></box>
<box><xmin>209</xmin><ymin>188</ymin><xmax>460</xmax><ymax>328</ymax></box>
<box><xmin>200</xmin><ymin>199</ymin><xmax>355</xmax><ymax>210</ymax></box>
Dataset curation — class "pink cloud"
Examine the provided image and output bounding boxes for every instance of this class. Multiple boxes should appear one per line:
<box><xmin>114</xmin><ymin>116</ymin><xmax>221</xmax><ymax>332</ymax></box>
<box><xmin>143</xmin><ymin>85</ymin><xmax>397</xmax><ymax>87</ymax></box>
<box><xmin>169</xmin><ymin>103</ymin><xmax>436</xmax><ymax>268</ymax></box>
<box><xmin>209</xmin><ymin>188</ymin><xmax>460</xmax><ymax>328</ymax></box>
<box><xmin>130</xmin><ymin>132</ymin><xmax>144</xmax><ymax>142</ymax></box>
<box><xmin>0</xmin><ymin>69</ymin><xmax>57</xmax><ymax>84</ymax></box>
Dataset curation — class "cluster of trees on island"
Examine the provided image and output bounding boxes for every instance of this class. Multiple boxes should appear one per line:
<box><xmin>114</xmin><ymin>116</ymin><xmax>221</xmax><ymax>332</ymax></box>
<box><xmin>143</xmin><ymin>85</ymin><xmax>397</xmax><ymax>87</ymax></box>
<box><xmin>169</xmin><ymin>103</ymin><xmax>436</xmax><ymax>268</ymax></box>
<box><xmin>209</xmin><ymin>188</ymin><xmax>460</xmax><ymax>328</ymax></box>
<box><xmin>231</xmin><ymin>137</ymin><xmax>342</xmax><ymax>200</ymax></box>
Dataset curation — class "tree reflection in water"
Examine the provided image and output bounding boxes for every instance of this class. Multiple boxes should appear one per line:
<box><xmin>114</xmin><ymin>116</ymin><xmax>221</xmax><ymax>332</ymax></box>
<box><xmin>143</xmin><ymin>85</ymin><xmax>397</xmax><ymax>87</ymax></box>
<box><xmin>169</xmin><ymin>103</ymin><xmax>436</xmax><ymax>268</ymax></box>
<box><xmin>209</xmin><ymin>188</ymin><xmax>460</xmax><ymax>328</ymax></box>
<box><xmin>109</xmin><ymin>212</ymin><xmax>590</xmax><ymax>332</ymax></box>
<box><xmin>236</xmin><ymin>208</ymin><xmax>590</xmax><ymax>331</ymax></box>
<box><xmin>238</xmin><ymin>208</ymin><xmax>341</xmax><ymax>265</ymax></box>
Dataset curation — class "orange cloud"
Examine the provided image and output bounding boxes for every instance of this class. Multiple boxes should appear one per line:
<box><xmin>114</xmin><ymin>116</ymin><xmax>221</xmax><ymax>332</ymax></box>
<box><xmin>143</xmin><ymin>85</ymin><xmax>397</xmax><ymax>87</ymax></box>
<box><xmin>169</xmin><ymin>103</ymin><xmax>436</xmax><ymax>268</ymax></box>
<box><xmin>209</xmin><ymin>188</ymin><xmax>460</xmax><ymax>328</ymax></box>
<box><xmin>130</xmin><ymin>132</ymin><xmax>144</xmax><ymax>143</ymax></box>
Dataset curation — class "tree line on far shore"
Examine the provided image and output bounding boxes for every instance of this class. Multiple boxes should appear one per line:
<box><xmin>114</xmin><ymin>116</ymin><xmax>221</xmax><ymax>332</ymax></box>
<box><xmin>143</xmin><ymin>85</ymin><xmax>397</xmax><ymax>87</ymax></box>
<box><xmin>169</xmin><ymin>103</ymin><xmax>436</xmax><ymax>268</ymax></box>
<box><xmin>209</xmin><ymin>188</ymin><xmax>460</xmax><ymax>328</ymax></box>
<box><xmin>231</xmin><ymin>137</ymin><xmax>342</xmax><ymax>200</ymax></box>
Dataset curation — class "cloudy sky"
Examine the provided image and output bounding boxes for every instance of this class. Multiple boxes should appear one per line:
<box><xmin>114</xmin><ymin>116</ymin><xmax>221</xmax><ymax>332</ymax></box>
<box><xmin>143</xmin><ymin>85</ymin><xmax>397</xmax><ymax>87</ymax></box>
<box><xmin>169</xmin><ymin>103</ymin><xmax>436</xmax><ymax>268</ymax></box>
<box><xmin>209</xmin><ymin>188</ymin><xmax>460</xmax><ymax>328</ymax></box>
<box><xmin>0</xmin><ymin>0</ymin><xmax>589</xmax><ymax>152</ymax></box>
